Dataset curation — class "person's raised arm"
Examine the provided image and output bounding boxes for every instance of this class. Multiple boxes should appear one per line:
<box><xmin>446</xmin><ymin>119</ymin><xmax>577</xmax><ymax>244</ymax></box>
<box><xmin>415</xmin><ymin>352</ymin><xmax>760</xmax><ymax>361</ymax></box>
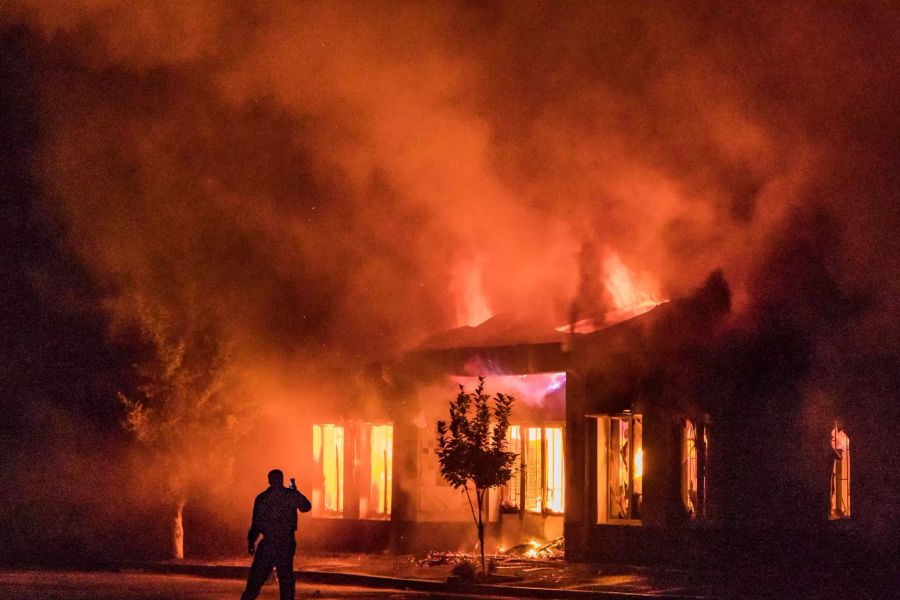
<box><xmin>293</xmin><ymin>489</ymin><xmax>312</xmax><ymax>513</ymax></box>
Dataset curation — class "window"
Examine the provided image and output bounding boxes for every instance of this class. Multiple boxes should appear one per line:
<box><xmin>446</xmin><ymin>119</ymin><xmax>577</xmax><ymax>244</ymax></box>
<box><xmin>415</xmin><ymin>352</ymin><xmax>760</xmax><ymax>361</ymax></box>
<box><xmin>545</xmin><ymin>427</ymin><xmax>564</xmax><ymax>513</ymax></box>
<box><xmin>502</xmin><ymin>425</ymin><xmax>522</xmax><ymax>510</ymax></box>
<box><xmin>504</xmin><ymin>425</ymin><xmax>565</xmax><ymax>514</ymax></box>
<box><xmin>370</xmin><ymin>424</ymin><xmax>393</xmax><ymax>516</ymax></box>
<box><xmin>682</xmin><ymin>419</ymin><xmax>708</xmax><ymax>519</ymax></box>
<box><xmin>313</xmin><ymin>424</ymin><xmax>344</xmax><ymax>513</ymax></box>
<box><xmin>524</xmin><ymin>427</ymin><xmax>543</xmax><ymax>511</ymax></box>
<box><xmin>830</xmin><ymin>427</ymin><xmax>850</xmax><ymax>519</ymax></box>
<box><xmin>597</xmin><ymin>414</ymin><xmax>643</xmax><ymax>522</ymax></box>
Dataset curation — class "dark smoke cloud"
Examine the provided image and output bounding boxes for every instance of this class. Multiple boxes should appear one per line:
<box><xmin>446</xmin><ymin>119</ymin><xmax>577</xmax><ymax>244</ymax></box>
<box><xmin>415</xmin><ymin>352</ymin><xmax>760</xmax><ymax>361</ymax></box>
<box><xmin>2</xmin><ymin>0</ymin><xmax>899</xmax><ymax>556</ymax></box>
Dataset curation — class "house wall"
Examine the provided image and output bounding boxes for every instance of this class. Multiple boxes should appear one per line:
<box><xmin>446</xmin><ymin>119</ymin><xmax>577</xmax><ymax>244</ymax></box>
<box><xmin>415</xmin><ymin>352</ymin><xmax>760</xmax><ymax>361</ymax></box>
<box><xmin>217</xmin><ymin>336</ymin><xmax>888</xmax><ymax>566</ymax></box>
<box><xmin>295</xmin><ymin>284</ymin><xmax>888</xmax><ymax>566</ymax></box>
<box><xmin>563</xmin><ymin>369</ymin><xmax>589</xmax><ymax>558</ymax></box>
<box><xmin>564</xmin><ymin>358</ymin><xmax>868</xmax><ymax>568</ymax></box>
<box><xmin>299</xmin><ymin>518</ymin><xmax>392</xmax><ymax>553</ymax></box>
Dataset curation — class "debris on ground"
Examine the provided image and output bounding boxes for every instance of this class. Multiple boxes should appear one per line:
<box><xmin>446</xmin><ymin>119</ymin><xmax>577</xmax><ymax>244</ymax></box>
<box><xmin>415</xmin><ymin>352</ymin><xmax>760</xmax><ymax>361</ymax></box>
<box><xmin>499</xmin><ymin>536</ymin><xmax>565</xmax><ymax>559</ymax></box>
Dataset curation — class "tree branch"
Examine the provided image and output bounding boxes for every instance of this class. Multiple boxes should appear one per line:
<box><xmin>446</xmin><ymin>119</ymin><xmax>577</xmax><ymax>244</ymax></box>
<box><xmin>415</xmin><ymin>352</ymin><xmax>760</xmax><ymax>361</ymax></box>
<box><xmin>463</xmin><ymin>483</ymin><xmax>480</xmax><ymax>530</ymax></box>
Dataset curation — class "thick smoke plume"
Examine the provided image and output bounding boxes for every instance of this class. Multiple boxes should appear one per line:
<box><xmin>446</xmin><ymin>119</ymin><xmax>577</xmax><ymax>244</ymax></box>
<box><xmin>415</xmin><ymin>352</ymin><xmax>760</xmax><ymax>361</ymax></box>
<box><xmin>2</xmin><ymin>1</ymin><xmax>899</xmax><ymax>559</ymax></box>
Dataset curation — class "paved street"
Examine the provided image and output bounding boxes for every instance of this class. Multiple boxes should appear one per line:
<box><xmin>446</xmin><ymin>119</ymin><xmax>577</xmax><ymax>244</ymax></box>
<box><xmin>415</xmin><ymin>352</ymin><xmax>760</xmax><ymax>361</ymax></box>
<box><xmin>0</xmin><ymin>570</ymin><xmax>424</xmax><ymax>600</ymax></box>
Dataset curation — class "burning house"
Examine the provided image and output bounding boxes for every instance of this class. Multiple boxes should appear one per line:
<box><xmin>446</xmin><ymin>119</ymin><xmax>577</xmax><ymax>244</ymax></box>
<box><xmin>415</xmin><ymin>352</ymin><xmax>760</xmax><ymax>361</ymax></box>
<box><xmin>383</xmin><ymin>268</ymin><xmax>734</xmax><ymax>564</ymax></box>
<box><xmin>4</xmin><ymin>4</ymin><xmax>900</xmax><ymax>590</ymax></box>
<box><xmin>293</xmin><ymin>262</ymin><xmax>866</xmax><ymax>568</ymax></box>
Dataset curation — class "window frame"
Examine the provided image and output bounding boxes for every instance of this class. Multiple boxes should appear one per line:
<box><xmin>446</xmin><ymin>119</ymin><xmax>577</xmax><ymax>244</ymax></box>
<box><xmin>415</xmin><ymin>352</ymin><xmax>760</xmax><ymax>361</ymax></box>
<box><xmin>682</xmin><ymin>418</ymin><xmax>709</xmax><ymax>520</ymax></box>
<box><xmin>502</xmin><ymin>423</ymin><xmax>565</xmax><ymax>516</ymax></box>
<box><xmin>501</xmin><ymin>425</ymin><xmax>522</xmax><ymax>512</ymax></box>
<box><xmin>830</xmin><ymin>426</ymin><xmax>851</xmax><ymax>520</ymax></box>
<box><xmin>312</xmin><ymin>423</ymin><xmax>345</xmax><ymax>515</ymax></box>
<box><xmin>596</xmin><ymin>412</ymin><xmax>643</xmax><ymax>524</ymax></box>
<box><xmin>368</xmin><ymin>423</ymin><xmax>393</xmax><ymax>517</ymax></box>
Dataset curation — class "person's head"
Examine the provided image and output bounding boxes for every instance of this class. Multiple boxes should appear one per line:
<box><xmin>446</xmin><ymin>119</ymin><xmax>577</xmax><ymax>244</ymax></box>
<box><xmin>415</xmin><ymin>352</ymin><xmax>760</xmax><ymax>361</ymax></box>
<box><xmin>267</xmin><ymin>469</ymin><xmax>284</xmax><ymax>487</ymax></box>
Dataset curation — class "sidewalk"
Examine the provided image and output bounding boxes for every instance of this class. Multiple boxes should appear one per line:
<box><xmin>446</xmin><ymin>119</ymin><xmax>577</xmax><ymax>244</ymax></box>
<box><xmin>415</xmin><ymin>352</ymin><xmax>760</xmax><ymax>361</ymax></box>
<box><xmin>126</xmin><ymin>552</ymin><xmax>716</xmax><ymax>599</ymax></box>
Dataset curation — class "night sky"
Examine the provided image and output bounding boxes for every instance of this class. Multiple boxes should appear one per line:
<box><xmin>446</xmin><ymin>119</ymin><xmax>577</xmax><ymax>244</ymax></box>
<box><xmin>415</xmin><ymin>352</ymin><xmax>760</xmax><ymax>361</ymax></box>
<box><xmin>1</xmin><ymin>1</ymin><xmax>899</xmax><ymax>564</ymax></box>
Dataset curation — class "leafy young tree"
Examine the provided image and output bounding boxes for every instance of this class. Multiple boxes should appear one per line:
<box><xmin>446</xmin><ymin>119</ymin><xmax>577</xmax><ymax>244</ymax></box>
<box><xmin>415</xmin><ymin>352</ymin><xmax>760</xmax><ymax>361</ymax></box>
<box><xmin>436</xmin><ymin>376</ymin><xmax>516</xmax><ymax>575</ymax></box>
<box><xmin>117</xmin><ymin>302</ymin><xmax>253</xmax><ymax>559</ymax></box>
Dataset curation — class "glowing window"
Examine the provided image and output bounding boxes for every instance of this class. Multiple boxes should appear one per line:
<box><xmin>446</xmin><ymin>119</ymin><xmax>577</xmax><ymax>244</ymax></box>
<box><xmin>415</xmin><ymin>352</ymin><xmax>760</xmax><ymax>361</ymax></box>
<box><xmin>597</xmin><ymin>414</ymin><xmax>643</xmax><ymax>522</ymax></box>
<box><xmin>502</xmin><ymin>425</ymin><xmax>521</xmax><ymax>510</ymax></box>
<box><xmin>524</xmin><ymin>427</ymin><xmax>543</xmax><ymax>512</ymax></box>
<box><xmin>544</xmin><ymin>426</ymin><xmax>565</xmax><ymax>513</ymax></box>
<box><xmin>507</xmin><ymin>425</ymin><xmax>564</xmax><ymax>514</ymax></box>
<box><xmin>313</xmin><ymin>424</ymin><xmax>344</xmax><ymax>513</ymax></box>
<box><xmin>682</xmin><ymin>419</ymin><xmax>708</xmax><ymax>519</ymax></box>
<box><xmin>370</xmin><ymin>424</ymin><xmax>393</xmax><ymax>515</ymax></box>
<box><xmin>830</xmin><ymin>427</ymin><xmax>850</xmax><ymax>519</ymax></box>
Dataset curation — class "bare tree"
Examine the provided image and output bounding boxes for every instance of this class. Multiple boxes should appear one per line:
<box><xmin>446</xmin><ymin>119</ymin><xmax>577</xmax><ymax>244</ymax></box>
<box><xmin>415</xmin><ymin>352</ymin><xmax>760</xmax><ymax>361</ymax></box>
<box><xmin>436</xmin><ymin>376</ymin><xmax>516</xmax><ymax>575</ymax></box>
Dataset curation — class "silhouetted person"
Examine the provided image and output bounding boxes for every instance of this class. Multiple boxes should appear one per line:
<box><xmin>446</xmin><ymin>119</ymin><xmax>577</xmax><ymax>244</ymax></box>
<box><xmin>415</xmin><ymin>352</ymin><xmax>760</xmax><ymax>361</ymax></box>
<box><xmin>241</xmin><ymin>469</ymin><xmax>312</xmax><ymax>600</ymax></box>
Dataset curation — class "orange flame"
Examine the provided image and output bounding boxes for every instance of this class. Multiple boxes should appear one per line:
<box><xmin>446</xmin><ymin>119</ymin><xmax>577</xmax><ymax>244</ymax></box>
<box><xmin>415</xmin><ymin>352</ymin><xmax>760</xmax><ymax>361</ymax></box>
<box><xmin>559</xmin><ymin>250</ymin><xmax>665</xmax><ymax>333</ymax></box>
<box><xmin>452</xmin><ymin>258</ymin><xmax>492</xmax><ymax>327</ymax></box>
<box><xmin>601</xmin><ymin>251</ymin><xmax>663</xmax><ymax>325</ymax></box>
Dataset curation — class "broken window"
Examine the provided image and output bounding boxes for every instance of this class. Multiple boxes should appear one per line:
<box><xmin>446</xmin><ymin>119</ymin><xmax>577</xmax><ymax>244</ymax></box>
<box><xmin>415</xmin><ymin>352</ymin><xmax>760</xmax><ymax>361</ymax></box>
<box><xmin>313</xmin><ymin>424</ymin><xmax>344</xmax><ymax>513</ymax></box>
<box><xmin>682</xmin><ymin>419</ymin><xmax>708</xmax><ymax>519</ymax></box>
<box><xmin>370</xmin><ymin>424</ymin><xmax>393</xmax><ymax>516</ymax></box>
<box><xmin>506</xmin><ymin>425</ymin><xmax>564</xmax><ymax>514</ymax></box>
<box><xmin>596</xmin><ymin>414</ymin><xmax>643</xmax><ymax>522</ymax></box>
<box><xmin>830</xmin><ymin>427</ymin><xmax>850</xmax><ymax>519</ymax></box>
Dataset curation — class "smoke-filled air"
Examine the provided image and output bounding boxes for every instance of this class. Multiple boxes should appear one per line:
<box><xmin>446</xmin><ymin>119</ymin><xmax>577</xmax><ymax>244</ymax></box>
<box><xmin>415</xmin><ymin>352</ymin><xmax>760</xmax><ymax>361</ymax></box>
<box><xmin>1</xmin><ymin>0</ymin><xmax>898</xmax><ymax>563</ymax></box>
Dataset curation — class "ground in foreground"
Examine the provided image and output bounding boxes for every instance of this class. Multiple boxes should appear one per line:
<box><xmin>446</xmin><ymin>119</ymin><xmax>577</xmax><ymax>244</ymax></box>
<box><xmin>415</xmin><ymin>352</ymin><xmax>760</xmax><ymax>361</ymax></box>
<box><xmin>0</xmin><ymin>570</ymin><xmax>423</xmax><ymax>600</ymax></box>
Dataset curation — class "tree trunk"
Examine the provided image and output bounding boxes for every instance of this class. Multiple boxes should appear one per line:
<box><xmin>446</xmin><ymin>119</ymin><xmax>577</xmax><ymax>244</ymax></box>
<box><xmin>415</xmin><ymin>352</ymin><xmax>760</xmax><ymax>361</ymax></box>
<box><xmin>173</xmin><ymin>498</ymin><xmax>186</xmax><ymax>560</ymax></box>
<box><xmin>477</xmin><ymin>490</ymin><xmax>486</xmax><ymax>575</ymax></box>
